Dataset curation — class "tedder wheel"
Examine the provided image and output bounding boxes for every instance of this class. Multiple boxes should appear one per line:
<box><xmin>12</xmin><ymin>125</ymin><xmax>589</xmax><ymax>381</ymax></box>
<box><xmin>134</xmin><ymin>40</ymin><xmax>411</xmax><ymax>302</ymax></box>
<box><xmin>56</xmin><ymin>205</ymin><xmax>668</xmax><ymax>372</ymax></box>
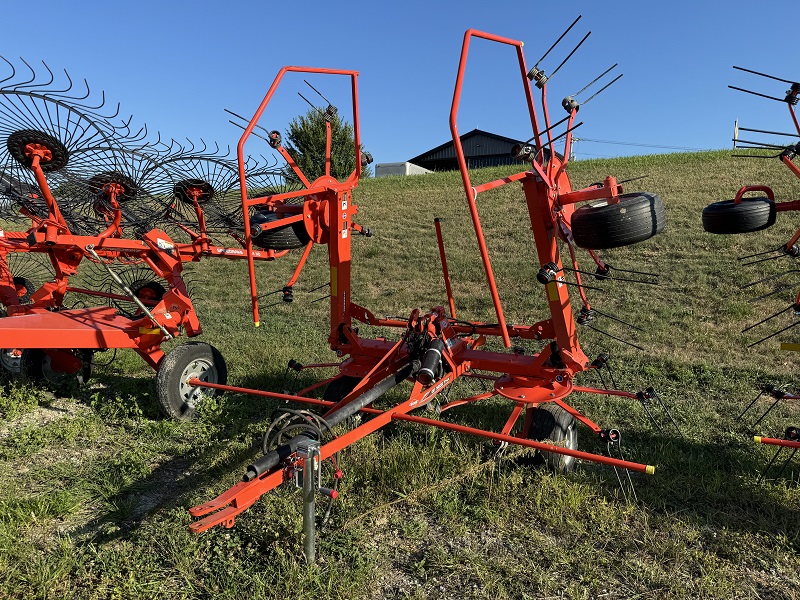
<box><xmin>701</xmin><ymin>198</ymin><xmax>776</xmax><ymax>234</ymax></box>
<box><xmin>571</xmin><ymin>192</ymin><xmax>665</xmax><ymax>250</ymax></box>
<box><xmin>0</xmin><ymin>348</ymin><xmax>22</xmax><ymax>379</ymax></box>
<box><xmin>12</xmin><ymin>276</ymin><xmax>35</xmax><ymax>304</ymax></box>
<box><xmin>6</xmin><ymin>129</ymin><xmax>70</xmax><ymax>172</ymax></box>
<box><xmin>130</xmin><ymin>280</ymin><xmax>167</xmax><ymax>304</ymax></box>
<box><xmin>528</xmin><ymin>403</ymin><xmax>578</xmax><ymax>474</ymax></box>
<box><xmin>250</xmin><ymin>210</ymin><xmax>311</xmax><ymax>250</ymax></box>
<box><xmin>155</xmin><ymin>342</ymin><xmax>227</xmax><ymax>420</ymax></box>
<box><xmin>21</xmin><ymin>349</ymin><xmax>93</xmax><ymax>388</ymax></box>
<box><xmin>174</xmin><ymin>179</ymin><xmax>215</xmax><ymax>205</ymax></box>
<box><xmin>323</xmin><ymin>375</ymin><xmax>361</xmax><ymax>402</ymax></box>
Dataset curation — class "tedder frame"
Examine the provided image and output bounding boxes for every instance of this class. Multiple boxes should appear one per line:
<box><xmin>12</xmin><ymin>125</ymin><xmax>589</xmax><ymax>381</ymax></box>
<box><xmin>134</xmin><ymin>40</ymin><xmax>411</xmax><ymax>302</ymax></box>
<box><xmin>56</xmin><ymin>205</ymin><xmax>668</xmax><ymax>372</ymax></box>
<box><xmin>188</xmin><ymin>22</ymin><xmax>670</xmax><ymax>555</ymax></box>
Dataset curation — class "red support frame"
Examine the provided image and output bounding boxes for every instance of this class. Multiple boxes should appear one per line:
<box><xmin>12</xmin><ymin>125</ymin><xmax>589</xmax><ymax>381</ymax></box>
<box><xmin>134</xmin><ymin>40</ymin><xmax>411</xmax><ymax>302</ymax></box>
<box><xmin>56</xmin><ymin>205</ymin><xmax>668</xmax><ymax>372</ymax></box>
<box><xmin>188</xmin><ymin>28</ymin><xmax>664</xmax><ymax>533</ymax></box>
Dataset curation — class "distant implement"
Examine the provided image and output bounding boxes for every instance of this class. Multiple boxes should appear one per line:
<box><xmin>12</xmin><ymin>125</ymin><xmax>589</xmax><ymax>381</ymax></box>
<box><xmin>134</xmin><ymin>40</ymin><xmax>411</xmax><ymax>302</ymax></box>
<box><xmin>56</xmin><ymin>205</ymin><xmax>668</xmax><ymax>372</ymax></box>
<box><xmin>702</xmin><ymin>65</ymin><xmax>800</xmax><ymax>480</ymax></box>
<box><xmin>0</xmin><ymin>56</ymin><xmax>309</xmax><ymax>418</ymax></box>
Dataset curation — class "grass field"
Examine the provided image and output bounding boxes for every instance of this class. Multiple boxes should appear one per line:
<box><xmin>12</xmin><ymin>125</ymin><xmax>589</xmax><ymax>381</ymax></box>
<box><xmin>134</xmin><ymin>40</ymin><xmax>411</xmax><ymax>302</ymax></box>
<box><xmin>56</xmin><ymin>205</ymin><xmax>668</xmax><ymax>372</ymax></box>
<box><xmin>1</xmin><ymin>150</ymin><xmax>800</xmax><ymax>599</ymax></box>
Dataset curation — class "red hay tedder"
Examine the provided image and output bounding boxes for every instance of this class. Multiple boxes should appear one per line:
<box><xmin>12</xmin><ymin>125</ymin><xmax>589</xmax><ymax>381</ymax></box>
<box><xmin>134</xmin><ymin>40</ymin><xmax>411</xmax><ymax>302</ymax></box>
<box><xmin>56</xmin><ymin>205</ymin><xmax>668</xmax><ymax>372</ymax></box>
<box><xmin>702</xmin><ymin>65</ymin><xmax>800</xmax><ymax>480</ymax></box>
<box><xmin>186</xmin><ymin>20</ymin><xmax>674</xmax><ymax>561</ymax></box>
<box><xmin>0</xmin><ymin>57</ymin><xmax>327</xmax><ymax>418</ymax></box>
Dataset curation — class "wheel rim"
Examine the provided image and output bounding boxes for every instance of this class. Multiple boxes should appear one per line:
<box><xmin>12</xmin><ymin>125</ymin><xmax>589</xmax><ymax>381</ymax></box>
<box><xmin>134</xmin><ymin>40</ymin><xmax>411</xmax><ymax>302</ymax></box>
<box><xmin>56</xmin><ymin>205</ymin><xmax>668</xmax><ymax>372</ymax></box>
<box><xmin>0</xmin><ymin>348</ymin><xmax>21</xmax><ymax>375</ymax></box>
<box><xmin>179</xmin><ymin>357</ymin><xmax>219</xmax><ymax>408</ymax></box>
<box><xmin>41</xmin><ymin>353</ymin><xmax>70</xmax><ymax>385</ymax></box>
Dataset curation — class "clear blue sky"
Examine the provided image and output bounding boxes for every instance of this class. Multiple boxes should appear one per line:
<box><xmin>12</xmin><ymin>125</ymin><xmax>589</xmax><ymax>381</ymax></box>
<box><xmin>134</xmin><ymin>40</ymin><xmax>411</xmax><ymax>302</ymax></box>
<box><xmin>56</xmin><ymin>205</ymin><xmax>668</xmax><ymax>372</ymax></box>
<box><xmin>2</xmin><ymin>1</ymin><xmax>797</xmax><ymax>166</ymax></box>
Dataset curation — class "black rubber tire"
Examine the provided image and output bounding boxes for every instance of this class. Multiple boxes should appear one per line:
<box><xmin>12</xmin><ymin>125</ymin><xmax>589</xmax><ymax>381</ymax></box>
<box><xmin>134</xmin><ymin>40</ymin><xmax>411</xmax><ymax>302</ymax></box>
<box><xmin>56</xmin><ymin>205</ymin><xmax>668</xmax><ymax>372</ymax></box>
<box><xmin>6</xmin><ymin>129</ymin><xmax>70</xmax><ymax>172</ymax></box>
<box><xmin>21</xmin><ymin>349</ymin><xmax>93</xmax><ymax>388</ymax></box>
<box><xmin>12</xmin><ymin>276</ymin><xmax>35</xmax><ymax>304</ymax></box>
<box><xmin>250</xmin><ymin>210</ymin><xmax>311</xmax><ymax>250</ymax></box>
<box><xmin>571</xmin><ymin>192</ymin><xmax>665</xmax><ymax>250</ymax></box>
<box><xmin>155</xmin><ymin>342</ymin><xmax>227</xmax><ymax>420</ymax></box>
<box><xmin>323</xmin><ymin>375</ymin><xmax>361</xmax><ymax>402</ymax></box>
<box><xmin>528</xmin><ymin>404</ymin><xmax>578</xmax><ymax>474</ymax></box>
<box><xmin>701</xmin><ymin>198</ymin><xmax>776</xmax><ymax>234</ymax></box>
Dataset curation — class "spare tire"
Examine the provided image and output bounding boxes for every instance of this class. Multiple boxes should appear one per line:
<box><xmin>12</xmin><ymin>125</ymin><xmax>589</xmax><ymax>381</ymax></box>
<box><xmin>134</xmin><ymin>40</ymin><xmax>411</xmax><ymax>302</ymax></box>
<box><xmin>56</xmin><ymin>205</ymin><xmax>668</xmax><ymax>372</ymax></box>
<box><xmin>701</xmin><ymin>198</ymin><xmax>776</xmax><ymax>234</ymax></box>
<box><xmin>571</xmin><ymin>192</ymin><xmax>665</xmax><ymax>249</ymax></box>
<box><xmin>250</xmin><ymin>210</ymin><xmax>310</xmax><ymax>250</ymax></box>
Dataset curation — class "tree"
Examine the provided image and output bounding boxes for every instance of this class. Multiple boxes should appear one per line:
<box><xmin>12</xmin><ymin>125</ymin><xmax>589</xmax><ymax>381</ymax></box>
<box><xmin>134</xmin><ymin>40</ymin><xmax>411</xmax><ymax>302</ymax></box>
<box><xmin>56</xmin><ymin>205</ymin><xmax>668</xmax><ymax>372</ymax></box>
<box><xmin>283</xmin><ymin>107</ymin><xmax>372</xmax><ymax>182</ymax></box>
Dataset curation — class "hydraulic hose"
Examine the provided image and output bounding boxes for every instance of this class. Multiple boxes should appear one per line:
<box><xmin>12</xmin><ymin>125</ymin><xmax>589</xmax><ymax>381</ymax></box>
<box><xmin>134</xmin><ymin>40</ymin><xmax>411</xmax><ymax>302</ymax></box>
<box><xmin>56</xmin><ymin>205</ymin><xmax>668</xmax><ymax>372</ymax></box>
<box><xmin>244</xmin><ymin>363</ymin><xmax>413</xmax><ymax>481</ymax></box>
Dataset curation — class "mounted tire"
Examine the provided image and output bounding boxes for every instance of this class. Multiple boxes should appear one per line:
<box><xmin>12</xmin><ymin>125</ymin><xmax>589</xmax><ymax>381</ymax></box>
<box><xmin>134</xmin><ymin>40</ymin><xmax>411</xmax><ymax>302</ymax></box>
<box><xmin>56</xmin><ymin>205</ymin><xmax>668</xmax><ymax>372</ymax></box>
<box><xmin>250</xmin><ymin>210</ymin><xmax>310</xmax><ymax>250</ymax></box>
<box><xmin>528</xmin><ymin>404</ymin><xmax>578</xmax><ymax>474</ymax></box>
<box><xmin>323</xmin><ymin>375</ymin><xmax>361</xmax><ymax>402</ymax></box>
<box><xmin>701</xmin><ymin>198</ymin><xmax>776</xmax><ymax>234</ymax></box>
<box><xmin>571</xmin><ymin>192</ymin><xmax>665</xmax><ymax>249</ymax></box>
<box><xmin>21</xmin><ymin>349</ymin><xmax>93</xmax><ymax>388</ymax></box>
<box><xmin>155</xmin><ymin>342</ymin><xmax>227</xmax><ymax>420</ymax></box>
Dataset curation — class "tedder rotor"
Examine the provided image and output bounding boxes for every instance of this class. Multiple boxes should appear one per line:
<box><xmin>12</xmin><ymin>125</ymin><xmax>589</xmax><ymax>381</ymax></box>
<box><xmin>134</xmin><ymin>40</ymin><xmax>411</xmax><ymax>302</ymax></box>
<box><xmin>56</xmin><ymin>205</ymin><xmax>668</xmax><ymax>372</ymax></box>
<box><xmin>702</xmin><ymin>65</ymin><xmax>800</xmax><ymax>480</ymax></box>
<box><xmin>187</xmin><ymin>21</ymin><xmax>674</xmax><ymax>562</ymax></box>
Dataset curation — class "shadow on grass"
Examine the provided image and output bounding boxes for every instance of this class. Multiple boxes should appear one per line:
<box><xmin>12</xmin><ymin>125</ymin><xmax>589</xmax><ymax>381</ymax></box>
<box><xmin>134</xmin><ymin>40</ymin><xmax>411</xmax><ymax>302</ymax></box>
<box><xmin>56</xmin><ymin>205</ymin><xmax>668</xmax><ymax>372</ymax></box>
<box><xmin>75</xmin><ymin>366</ymin><xmax>800</xmax><ymax>555</ymax></box>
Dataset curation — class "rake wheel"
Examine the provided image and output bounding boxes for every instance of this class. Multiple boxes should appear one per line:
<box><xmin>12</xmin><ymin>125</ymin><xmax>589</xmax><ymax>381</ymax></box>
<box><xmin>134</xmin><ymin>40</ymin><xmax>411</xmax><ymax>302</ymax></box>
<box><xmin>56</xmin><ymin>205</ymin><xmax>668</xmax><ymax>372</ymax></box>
<box><xmin>60</xmin><ymin>147</ymin><xmax>173</xmax><ymax>237</ymax></box>
<box><xmin>528</xmin><ymin>404</ymin><xmax>578</xmax><ymax>474</ymax></box>
<box><xmin>174</xmin><ymin>178</ymin><xmax>215</xmax><ymax>205</ymax></box>
<box><xmin>12</xmin><ymin>276</ymin><xmax>34</xmax><ymax>304</ymax></box>
<box><xmin>571</xmin><ymin>192</ymin><xmax>665</xmax><ymax>249</ymax></box>
<box><xmin>0</xmin><ymin>62</ymin><xmax>125</xmax><ymax>225</ymax></box>
<box><xmin>6</xmin><ymin>129</ymin><xmax>69</xmax><ymax>172</ymax></box>
<box><xmin>87</xmin><ymin>171</ymin><xmax>139</xmax><ymax>204</ymax></box>
<box><xmin>701</xmin><ymin>198</ymin><xmax>776</xmax><ymax>234</ymax></box>
<box><xmin>130</xmin><ymin>280</ymin><xmax>166</xmax><ymax>304</ymax></box>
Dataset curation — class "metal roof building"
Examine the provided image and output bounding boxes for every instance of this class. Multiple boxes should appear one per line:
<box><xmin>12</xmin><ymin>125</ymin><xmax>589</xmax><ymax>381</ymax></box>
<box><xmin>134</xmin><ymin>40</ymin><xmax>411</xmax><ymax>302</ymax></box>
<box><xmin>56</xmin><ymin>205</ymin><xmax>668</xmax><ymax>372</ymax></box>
<box><xmin>408</xmin><ymin>128</ymin><xmax>527</xmax><ymax>172</ymax></box>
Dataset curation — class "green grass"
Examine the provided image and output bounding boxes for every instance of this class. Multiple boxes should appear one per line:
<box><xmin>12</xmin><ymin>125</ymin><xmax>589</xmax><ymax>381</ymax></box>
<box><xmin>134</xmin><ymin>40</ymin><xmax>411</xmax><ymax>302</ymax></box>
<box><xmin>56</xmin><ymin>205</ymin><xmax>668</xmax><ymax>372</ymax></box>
<box><xmin>1</xmin><ymin>150</ymin><xmax>800</xmax><ymax>599</ymax></box>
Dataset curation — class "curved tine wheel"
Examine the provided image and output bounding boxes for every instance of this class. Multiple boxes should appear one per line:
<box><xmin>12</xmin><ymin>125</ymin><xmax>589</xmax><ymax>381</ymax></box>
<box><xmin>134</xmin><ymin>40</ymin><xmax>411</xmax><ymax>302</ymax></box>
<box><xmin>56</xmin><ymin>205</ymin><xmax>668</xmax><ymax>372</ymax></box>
<box><xmin>59</xmin><ymin>146</ymin><xmax>174</xmax><ymax>237</ymax></box>
<box><xmin>0</xmin><ymin>88</ymin><xmax>120</xmax><ymax>226</ymax></box>
<box><xmin>158</xmin><ymin>155</ymin><xmax>241</xmax><ymax>238</ymax></box>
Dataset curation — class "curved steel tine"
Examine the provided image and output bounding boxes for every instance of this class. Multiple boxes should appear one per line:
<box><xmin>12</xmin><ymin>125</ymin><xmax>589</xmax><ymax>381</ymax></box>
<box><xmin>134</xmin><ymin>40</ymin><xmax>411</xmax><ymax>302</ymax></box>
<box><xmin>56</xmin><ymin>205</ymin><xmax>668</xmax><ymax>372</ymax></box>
<box><xmin>746</xmin><ymin>319</ymin><xmax>800</xmax><ymax>347</ymax></box>
<box><xmin>0</xmin><ymin>55</ymin><xmax>16</xmax><ymax>86</ymax></box>
<box><xmin>733</xmin><ymin>65</ymin><xmax>798</xmax><ymax>86</ymax></box>
<box><xmin>584</xmin><ymin>324</ymin><xmax>645</xmax><ymax>351</ymax></box>
<box><xmin>740</xmin><ymin>269</ymin><xmax>800</xmax><ymax>289</ymax></box>
<box><xmin>738</xmin><ymin>246</ymin><xmax>785</xmax><ymax>261</ymax></box>
<box><xmin>747</xmin><ymin>285</ymin><xmax>797</xmax><ymax>303</ymax></box>
<box><xmin>590</xmin><ymin>307</ymin><xmax>644</xmax><ymax>332</ymax></box>
<box><xmin>742</xmin><ymin>304</ymin><xmax>793</xmax><ymax>332</ymax></box>
<box><xmin>12</xmin><ymin>57</ymin><xmax>37</xmax><ymax>89</ymax></box>
<box><xmin>16</xmin><ymin>59</ymin><xmax>55</xmax><ymax>90</ymax></box>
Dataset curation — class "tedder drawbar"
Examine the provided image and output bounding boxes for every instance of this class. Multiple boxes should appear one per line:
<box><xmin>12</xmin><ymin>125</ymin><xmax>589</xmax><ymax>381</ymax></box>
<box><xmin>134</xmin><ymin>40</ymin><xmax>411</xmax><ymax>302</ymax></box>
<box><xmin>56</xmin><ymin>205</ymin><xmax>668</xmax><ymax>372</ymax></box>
<box><xmin>0</xmin><ymin>57</ymin><xmax>336</xmax><ymax>418</ymax></box>
<box><xmin>702</xmin><ymin>65</ymin><xmax>800</xmax><ymax>480</ymax></box>
<box><xmin>187</xmin><ymin>21</ymin><xmax>673</xmax><ymax>560</ymax></box>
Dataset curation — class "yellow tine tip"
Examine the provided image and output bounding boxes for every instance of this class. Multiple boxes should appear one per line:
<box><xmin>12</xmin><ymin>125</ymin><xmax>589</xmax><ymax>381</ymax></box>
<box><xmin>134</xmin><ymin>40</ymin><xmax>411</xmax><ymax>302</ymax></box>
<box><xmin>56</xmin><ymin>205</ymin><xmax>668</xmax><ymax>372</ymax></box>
<box><xmin>645</xmin><ymin>465</ymin><xmax>656</xmax><ymax>475</ymax></box>
<box><xmin>255</xmin><ymin>321</ymin><xmax>261</xmax><ymax>328</ymax></box>
<box><xmin>754</xmin><ymin>436</ymin><xmax>762</xmax><ymax>443</ymax></box>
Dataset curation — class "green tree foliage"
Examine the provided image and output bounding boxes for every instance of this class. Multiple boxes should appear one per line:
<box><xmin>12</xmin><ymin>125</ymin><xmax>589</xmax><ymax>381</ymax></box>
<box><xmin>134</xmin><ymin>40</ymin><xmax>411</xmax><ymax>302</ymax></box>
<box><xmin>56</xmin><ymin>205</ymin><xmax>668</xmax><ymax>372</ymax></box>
<box><xmin>283</xmin><ymin>108</ymin><xmax>372</xmax><ymax>182</ymax></box>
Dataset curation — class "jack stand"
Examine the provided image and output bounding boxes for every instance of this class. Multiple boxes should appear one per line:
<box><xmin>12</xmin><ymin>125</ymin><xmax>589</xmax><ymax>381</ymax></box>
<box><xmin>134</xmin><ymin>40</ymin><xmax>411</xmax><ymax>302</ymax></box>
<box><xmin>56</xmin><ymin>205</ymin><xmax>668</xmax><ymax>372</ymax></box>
<box><xmin>295</xmin><ymin>438</ymin><xmax>320</xmax><ymax>564</ymax></box>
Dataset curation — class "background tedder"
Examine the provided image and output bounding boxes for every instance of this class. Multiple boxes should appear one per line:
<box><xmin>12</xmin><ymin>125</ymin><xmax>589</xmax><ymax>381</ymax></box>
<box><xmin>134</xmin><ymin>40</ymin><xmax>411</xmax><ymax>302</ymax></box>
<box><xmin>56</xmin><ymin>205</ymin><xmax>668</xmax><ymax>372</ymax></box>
<box><xmin>186</xmin><ymin>20</ymin><xmax>674</xmax><ymax>562</ymax></box>
<box><xmin>702</xmin><ymin>65</ymin><xmax>800</xmax><ymax>480</ymax></box>
<box><xmin>0</xmin><ymin>57</ymin><xmax>321</xmax><ymax>419</ymax></box>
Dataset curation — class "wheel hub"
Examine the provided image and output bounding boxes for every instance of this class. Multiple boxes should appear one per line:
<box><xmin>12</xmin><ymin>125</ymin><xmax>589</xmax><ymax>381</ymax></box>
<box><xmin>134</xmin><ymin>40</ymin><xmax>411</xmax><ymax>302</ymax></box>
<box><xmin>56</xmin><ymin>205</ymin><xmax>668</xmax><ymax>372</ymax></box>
<box><xmin>180</xmin><ymin>358</ymin><xmax>218</xmax><ymax>408</ymax></box>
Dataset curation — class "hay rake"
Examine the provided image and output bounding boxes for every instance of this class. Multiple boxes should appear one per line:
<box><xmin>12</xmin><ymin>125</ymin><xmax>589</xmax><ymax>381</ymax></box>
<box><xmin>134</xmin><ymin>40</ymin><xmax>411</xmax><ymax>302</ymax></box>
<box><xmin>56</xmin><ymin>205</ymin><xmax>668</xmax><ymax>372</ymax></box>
<box><xmin>187</xmin><ymin>20</ymin><xmax>674</xmax><ymax>562</ymax></box>
<box><xmin>0</xmin><ymin>58</ymin><xmax>312</xmax><ymax>417</ymax></box>
<box><xmin>702</xmin><ymin>65</ymin><xmax>800</xmax><ymax>480</ymax></box>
